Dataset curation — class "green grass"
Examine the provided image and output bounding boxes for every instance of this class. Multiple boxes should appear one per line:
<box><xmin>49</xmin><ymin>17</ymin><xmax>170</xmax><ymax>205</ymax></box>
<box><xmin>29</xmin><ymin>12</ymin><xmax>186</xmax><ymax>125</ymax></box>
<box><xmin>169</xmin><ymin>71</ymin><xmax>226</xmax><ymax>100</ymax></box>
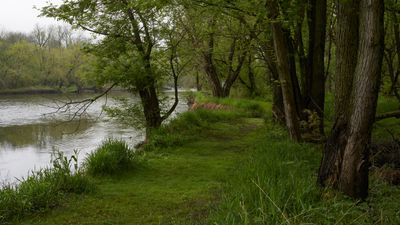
<box><xmin>7</xmin><ymin>96</ymin><xmax>400</xmax><ymax>224</ymax></box>
<box><xmin>210</xmin><ymin>123</ymin><xmax>400</xmax><ymax>224</ymax></box>
<box><xmin>15</xmin><ymin>107</ymin><xmax>264</xmax><ymax>224</ymax></box>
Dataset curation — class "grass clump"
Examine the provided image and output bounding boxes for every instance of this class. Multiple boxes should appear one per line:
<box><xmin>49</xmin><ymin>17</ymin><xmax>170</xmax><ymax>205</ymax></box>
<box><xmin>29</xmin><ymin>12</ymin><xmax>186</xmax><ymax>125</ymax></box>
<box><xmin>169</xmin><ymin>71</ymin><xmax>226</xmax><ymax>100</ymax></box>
<box><xmin>85</xmin><ymin>139</ymin><xmax>137</xmax><ymax>176</ymax></box>
<box><xmin>0</xmin><ymin>151</ymin><xmax>94</xmax><ymax>223</ymax></box>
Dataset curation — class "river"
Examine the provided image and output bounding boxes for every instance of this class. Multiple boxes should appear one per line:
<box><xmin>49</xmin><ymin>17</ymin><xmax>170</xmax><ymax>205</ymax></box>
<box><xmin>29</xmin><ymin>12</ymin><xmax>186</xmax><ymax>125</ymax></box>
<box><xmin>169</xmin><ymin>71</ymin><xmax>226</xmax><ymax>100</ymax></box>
<box><xmin>0</xmin><ymin>92</ymin><xmax>188</xmax><ymax>184</ymax></box>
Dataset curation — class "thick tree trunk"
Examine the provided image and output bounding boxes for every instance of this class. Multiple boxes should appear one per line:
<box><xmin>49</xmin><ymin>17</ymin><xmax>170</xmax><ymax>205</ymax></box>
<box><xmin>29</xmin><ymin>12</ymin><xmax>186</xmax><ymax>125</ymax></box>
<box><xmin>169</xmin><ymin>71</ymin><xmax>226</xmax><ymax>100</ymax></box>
<box><xmin>338</xmin><ymin>0</ymin><xmax>384</xmax><ymax>199</ymax></box>
<box><xmin>318</xmin><ymin>0</ymin><xmax>360</xmax><ymax>187</ymax></box>
<box><xmin>138</xmin><ymin>83</ymin><xmax>162</xmax><ymax>139</ymax></box>
<box><xmin>267</xmin><ymin>0</ymin><xmax>302</xmax><ymax>142</ymax></box>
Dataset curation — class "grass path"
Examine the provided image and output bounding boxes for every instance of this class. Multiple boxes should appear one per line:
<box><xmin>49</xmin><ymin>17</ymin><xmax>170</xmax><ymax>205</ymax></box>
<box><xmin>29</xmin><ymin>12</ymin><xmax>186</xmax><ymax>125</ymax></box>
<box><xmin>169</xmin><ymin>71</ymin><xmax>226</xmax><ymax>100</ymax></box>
<box><xmin>17</xmin><ymin>118</ymin><xmax>264</xmax><ymax>225</ymax></box>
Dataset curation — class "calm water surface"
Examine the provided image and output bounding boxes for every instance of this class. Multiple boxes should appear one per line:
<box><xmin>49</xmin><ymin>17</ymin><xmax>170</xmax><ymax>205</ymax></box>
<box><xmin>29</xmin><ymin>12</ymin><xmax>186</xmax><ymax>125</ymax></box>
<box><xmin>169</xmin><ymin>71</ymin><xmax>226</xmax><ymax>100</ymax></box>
<box><xmin>0</xmin><ymin>92</ymin><xmax>187</xmax><ymax>183</ymax></box>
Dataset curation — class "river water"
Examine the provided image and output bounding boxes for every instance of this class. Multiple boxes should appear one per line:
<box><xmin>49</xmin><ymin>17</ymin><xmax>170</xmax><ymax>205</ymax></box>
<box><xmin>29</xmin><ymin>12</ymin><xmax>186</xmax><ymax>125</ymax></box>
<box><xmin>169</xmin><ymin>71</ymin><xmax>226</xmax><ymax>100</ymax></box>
<box><xmin>0</xmin><ymin>92</ymin><xmax>187</xmax><ymax>184</ymax></box>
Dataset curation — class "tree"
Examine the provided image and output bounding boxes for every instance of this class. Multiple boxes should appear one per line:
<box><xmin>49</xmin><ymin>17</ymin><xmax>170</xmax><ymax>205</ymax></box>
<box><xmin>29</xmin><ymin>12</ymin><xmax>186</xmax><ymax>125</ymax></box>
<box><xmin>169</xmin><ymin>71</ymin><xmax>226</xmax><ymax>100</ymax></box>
<box><xmin>265</xmin><ymin>0</ymin><xmax>302</xmax><ymax>142</ymax></box>
<box><xmin>41</xmin><ymin>0</ymin><xmax>181</xmax><ymax>138</ymax></box>
<box><xmin>319</xmin><ymin>0</ymin><xmax>384</xmax><ymax>199</ymax></box>
<box><xmin>180</xmin><ymin>4</ymin><xmax>252</xmax><ymax>98</ymax></box>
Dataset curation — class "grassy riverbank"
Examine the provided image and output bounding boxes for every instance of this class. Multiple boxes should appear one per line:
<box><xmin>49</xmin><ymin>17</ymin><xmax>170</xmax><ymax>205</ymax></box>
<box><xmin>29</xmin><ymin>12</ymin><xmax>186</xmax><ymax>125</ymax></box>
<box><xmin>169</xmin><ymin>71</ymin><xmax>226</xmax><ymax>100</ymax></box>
<box><xmin>4</xmin><ymin>97</ymin><xmax>400</xmax><ymax>224</ymax></box>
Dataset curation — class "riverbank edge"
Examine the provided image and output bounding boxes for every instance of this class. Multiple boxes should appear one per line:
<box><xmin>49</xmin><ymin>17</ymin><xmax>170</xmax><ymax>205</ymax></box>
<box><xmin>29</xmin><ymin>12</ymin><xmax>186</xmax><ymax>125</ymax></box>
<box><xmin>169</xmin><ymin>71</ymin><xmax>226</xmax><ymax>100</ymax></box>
<box><xmin>6</xmin><ymin>97</ymin><xmax>400</xmax><ymax>224</ymax></box>
<box><xmin>0</xmin><ymin>86</ymin><xmax>105</xmax><ymax>96</ymax></box>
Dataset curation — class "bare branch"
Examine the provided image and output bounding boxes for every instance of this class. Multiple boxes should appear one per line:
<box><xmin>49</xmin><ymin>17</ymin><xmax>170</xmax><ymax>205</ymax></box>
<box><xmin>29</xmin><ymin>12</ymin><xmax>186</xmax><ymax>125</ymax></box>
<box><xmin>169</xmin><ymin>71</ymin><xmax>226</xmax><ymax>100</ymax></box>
<box><xmin>44</xmin><ymin>83</ymin><xmax>117</xmax><ymax>123</ymax></box>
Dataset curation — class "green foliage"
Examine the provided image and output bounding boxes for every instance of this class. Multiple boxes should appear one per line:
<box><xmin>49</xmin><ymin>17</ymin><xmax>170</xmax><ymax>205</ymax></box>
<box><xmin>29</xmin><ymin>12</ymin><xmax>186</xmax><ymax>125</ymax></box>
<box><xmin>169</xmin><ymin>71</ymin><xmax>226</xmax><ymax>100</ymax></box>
<box><xmin>84</xmin><ymin>139</ymin><xmax>137</xmax><ymax>176</ymax></box>
<box><xmin>103</xmin><ymin>97</ymin><xmax>146</xmax><ymax>130</ymax></box>
<box><xmin>0</xmin><ymin>150</ymin><xmax>94</xmax><ymax>223</ymax></box>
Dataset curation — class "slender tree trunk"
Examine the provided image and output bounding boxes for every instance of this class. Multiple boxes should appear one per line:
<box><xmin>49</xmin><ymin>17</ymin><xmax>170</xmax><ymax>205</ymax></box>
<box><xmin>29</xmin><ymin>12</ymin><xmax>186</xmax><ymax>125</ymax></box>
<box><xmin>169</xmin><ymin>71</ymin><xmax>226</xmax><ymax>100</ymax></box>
<box><xmin>287</xmin><ymin>32</ymin><xmax>304</xmax><ymax>118</ymax></box>
<box><xmin>267</xmin><ymin>0</ymin><xmax>302</xmax><ymax>142</ymax></box>
<box><xmin>318</xmin><ymin>0</ymin><xmax>360</xmax><ymax>187</ymax></box>
<box><xmin>305</xmin><ymin>0</ymin><xmax>327</xmax><ymax>133</ymax></box>
<box><xmin>203</xmin><ymin>42</ymin><xmax>225</xmax><ymax>97</ymax></box>
<box><xmin>260</xmin><ymin>42</ymin><xmax>285</xmax><ymax>123</ymax></box>
<box><xmin>338</xmin><ymin>0</ymin><xmax>384</xmax><ymax>199</ymax></box>
<box><xmin>196</xmin><ymin>71</ymin><xmax>202</xmax><ymax>91</ymax></box>
<box><xmin>247</xmin><ymin>55</ymin><xmax>257</xmax><ymax>96</ymax></box>
<box><xmin>390</xmin><ymin>10</ymin><xmax>400</xmax><ymax>100</ymax></box>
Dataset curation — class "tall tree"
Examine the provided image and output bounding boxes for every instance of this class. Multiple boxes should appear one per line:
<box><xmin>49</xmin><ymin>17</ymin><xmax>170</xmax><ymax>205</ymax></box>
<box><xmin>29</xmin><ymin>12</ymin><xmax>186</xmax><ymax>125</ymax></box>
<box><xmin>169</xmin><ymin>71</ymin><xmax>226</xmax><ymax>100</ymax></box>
<box><xmin>318</xmin><ymin>0</ymin><xmax>360</xmax><ymax>188</ymax></box>
<box><xmin>319</xmin><ymin>0</ymin><xmax>384</xmax><ymax>199</ymax></box>
<box><xmin>181</xmin><ymin>5</ymin><xmax>251</xmax><ymax>97</ymax></box>
<box><xmin>304</xmin><ymin>0</ymin><xmax>327</xmax><ymax>133</ymax></box>
<box><xmin>41</xmin><ymin>0</ymin><xmax>181</xmax><ymax>137</ymax></box>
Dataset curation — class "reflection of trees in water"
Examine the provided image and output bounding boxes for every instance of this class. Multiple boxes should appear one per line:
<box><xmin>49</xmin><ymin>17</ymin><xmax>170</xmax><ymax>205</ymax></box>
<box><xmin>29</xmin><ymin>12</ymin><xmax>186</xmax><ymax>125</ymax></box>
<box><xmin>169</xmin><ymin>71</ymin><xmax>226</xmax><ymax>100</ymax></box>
<box><xmin>0</xmin><ymin>119</ymin><xmax>94</xmax><ymax>149</ymax></box>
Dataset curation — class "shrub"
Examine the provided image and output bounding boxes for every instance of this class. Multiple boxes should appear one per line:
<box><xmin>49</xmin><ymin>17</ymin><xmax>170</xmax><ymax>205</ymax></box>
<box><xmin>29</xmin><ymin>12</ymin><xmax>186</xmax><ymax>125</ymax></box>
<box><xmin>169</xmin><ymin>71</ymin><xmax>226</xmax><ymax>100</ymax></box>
<box><xmin>85</xmin><ymin>139</ymin><xmax>136</xmax><ymax>176</ymax></box>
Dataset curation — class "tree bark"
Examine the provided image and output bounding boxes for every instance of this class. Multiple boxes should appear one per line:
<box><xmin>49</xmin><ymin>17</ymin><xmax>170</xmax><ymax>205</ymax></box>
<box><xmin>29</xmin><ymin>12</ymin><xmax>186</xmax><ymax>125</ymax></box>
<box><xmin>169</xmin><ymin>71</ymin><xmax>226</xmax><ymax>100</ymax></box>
<box><xmin>267</xmin><ymin>0</ymin><xmax>302</xmax><ymax>142</ymax></box>
<box><xmin>260</xmin><ymin>41</ymin><xmax>285</xmax><ymax>123</ymax></box>
<box><xmin>339</xmin><ymin>0</ymin><xmax>384</xmax><ymax>198</ymax></box>
<box><xmin>304</xmin><ymin>0</ymin><xmax>327</xmax><ymax>133</ymax></box>
<box><xmin>203</xmin><ymin>28</ymin><xmax>225</xmax><ymax>97</ymax></box>
<box><xmin>319</xmin><ymin>0</ymin><xmax>384</xmax><ymax>199</ymax></box>
<box><xmin>318</xmin><ymin>0</ymin><xmax>360</xmax><ymax>187</ymax></box>
<box><xmin>139</xmin><ymin>83</ymin><xmax>162</xmax><ymax>139</ymax></box>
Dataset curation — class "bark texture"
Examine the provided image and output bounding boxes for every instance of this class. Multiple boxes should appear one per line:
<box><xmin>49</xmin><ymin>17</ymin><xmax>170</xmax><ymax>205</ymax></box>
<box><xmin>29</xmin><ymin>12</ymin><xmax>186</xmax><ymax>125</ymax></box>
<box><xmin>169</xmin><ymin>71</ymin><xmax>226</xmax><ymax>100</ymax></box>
<box><xmin>318</xmin><ymin>0</ymin><xmax>360</xmax><ymax>187</ymax></box>
<box><xmin>267</xmin><ymin>0</ymin><xmax>302</xmax><ymax>142</ymax></box>
<box><xmin>338</xmin><ymin>0</ymin><xmax>384</xmax><ymax>198</ymax></box>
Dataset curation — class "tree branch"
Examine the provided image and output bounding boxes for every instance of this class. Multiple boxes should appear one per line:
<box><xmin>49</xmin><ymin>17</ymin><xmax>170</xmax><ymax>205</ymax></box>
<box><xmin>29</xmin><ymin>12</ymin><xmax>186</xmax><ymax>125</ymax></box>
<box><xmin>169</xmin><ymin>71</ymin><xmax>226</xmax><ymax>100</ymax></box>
<box><xmin>376</xmin><ymin>110</ymin><xmax>400</xmax><ymax>121</ymax></box>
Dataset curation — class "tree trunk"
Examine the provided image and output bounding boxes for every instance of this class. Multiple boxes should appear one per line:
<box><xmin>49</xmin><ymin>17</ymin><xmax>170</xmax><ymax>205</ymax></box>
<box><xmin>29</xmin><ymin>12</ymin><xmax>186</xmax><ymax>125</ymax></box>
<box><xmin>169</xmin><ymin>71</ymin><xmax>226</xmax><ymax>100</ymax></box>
<box><xmin>260</xmin><ymin>41</ymin><xmax>285</xmax><ymax>123</ymax></box>
<box><xmin>267</xmin><ymin>0</ymin><xmax>302</xmax><ymax>142</ymax></box>
<box><xmin>138</xmin><ymin>83</ymin><xmax>162</xmax><ymax>139</ymax></box>
<box><xmin>203</xmin><ymin>34</ymin><xmax>225</xmax><ymax>97</ymax></box>
<box><xmin>247</xmin><ymin>55</ymin><xmax>257</xmax><ymax>96</ymax></box>
<box><xmin>338</xmin><ymin>0</ymin><xmax>384</xmax><ymax>199</ymax></box>
<box><xmin>318</xmin><ymin>0</ymin><xmax>360</xmax><ymax>187</ymax></box>
<box><xmin>196</xmin><ymin>71</ymin><xmax>202</xmax><ymax>91</ymax></box>
<box><xmin>304</xmin><ymin>0</ymin><xmax>327</xmax><ymax>133</ymax></box>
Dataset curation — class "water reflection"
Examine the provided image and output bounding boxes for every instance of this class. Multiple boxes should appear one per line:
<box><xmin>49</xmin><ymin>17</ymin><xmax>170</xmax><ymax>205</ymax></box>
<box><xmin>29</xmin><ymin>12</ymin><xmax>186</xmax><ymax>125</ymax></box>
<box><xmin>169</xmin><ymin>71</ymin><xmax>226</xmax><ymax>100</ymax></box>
<box><xmin>0</xmin><ymin>119</ymin><xmax>94</xmax><ymax>150</ymax></box>
<box><xmin>0</xmin><ymin>92</ymin><xmax>188</xmax><ymax>183</ymax></box>
<box><xmin>0</xmin><ymin>93</ymin><xmax>143</xmax><ymax>183</ymax></box>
